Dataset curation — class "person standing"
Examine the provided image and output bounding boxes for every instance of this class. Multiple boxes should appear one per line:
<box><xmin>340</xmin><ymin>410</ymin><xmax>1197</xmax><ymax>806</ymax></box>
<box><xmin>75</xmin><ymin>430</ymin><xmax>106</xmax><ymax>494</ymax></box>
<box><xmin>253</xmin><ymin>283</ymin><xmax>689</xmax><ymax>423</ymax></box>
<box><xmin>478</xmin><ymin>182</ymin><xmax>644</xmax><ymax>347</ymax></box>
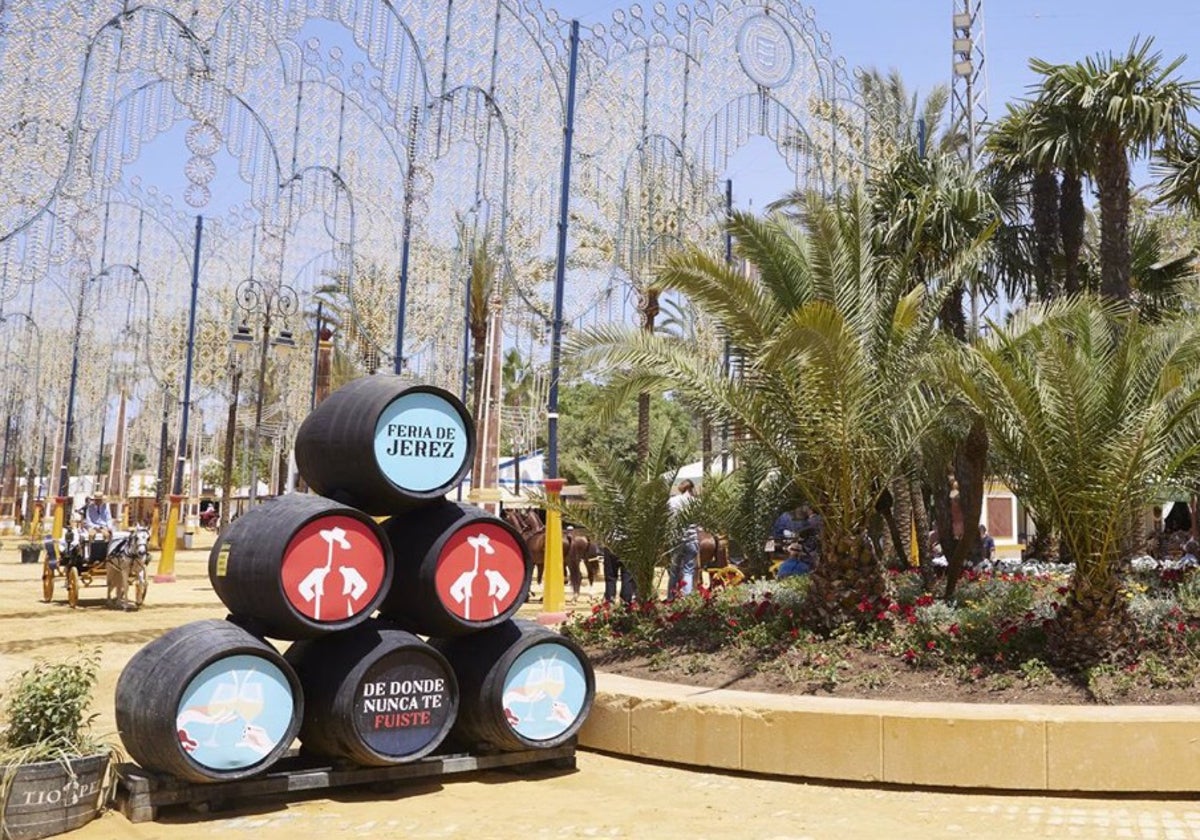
<box><xmin>667</xmin><ymin>479</ymin><xmax>699</xmax><ymax>598</ymax></box>
<box><xmin>976</xmin><ymin>523</ymin><xmax>996</xmax><ymax>568</ymax></box>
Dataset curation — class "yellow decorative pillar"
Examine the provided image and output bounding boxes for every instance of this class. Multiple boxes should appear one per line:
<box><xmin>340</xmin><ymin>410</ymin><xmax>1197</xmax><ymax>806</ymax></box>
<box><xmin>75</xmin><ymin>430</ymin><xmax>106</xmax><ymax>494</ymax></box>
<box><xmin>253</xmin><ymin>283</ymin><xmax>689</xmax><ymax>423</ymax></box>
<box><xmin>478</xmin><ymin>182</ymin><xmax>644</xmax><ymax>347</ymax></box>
<box><xmin>540</xmin><ymin>477</ymin><xmax>567</xmax><ymax>623</ymax></box>
<box><xmin>155</xmin><ymin>493</ymin><xmax>181</xmax><ymax>583</ymax></box>
<box><xmin>51</xmin><ymin>496</ymin><xmax>66</xmax><ymax>542</ymax></box>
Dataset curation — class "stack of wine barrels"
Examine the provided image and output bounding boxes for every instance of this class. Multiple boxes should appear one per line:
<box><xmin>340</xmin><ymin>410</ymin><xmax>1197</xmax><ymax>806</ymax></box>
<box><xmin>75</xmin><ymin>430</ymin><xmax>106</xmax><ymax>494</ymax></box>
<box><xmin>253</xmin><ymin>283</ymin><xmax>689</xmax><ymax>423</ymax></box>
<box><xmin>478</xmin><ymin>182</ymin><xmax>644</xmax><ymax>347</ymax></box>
<box><xmin>115</xmin><ymin>376</ymin><xmax>594</xmax><ymax>784</ymax></box>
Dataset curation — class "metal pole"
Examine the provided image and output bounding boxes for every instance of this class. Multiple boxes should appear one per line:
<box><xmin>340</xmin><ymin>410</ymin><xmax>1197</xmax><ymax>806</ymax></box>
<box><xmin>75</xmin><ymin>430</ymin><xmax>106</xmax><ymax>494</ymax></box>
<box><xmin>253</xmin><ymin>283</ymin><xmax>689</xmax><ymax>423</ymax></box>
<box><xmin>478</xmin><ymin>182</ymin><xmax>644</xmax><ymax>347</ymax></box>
<box><xmin>546</xmin><ymin>19</ymin><xmax>581</xmax><ymax>481</ymax></box>
<box><xmin>395</xmin><ymin>105</ymin><xmax>420</xmax><ymax>374</ymax></box>
<box><xmin>310</xmin><ymin>301</ymin><xmax>322</xmax><ymax>412</ymax></box>
<box><xmin>220</xmin><ymin>367</ymin><xmax>241</xmax><ymax>529</ymax></box>
<box><xmin>248</xmin><ymin>303</ymin><xmax>272</xmax><ymax>504</ymax></box>
<box><xmin>722</xmin><ymin>178</ymin><xmax>732</xmax><ymax>475</ymax></box>
<box><xmin>172</xmin><ymin>216</ymin><xmax>202</xmax><ymax>498</ymax></box>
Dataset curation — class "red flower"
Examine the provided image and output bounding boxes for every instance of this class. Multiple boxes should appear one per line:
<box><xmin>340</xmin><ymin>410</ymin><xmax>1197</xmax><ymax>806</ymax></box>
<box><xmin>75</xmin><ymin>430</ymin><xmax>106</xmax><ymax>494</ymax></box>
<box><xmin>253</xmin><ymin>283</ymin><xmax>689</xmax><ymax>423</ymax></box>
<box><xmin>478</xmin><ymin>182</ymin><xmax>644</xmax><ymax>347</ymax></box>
<box><xmin>925</xmin><ymin>640</ymin><xmax>937</xmax><ymax>650</ymax></box>
<box><xmin>948</xmin><ymin>623</ymin><xmax>960</xmax><ymax>637</ymax></box>
<box><xmin>902</xmin><ymin>648</ymin><xmax>916</xmax><ymax>663</ymax></box>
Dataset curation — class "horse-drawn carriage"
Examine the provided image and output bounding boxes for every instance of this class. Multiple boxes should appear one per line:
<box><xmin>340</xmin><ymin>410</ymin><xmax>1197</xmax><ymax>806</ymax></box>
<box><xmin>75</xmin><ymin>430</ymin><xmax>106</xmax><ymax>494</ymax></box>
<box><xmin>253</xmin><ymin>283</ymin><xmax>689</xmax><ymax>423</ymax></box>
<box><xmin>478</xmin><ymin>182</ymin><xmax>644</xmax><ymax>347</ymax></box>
<box><xmin>41</xmin><ymin>517</ymin><xmax>151</xmax><ymax>609</ymax></box>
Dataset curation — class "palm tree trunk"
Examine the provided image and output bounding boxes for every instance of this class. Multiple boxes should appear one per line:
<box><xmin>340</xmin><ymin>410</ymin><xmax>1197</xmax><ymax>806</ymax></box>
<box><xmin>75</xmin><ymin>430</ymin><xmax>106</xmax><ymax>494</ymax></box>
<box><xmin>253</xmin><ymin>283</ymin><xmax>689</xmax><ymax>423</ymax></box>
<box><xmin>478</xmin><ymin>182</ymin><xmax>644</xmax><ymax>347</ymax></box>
<box><xmin>1032</xmin><ymin>167</ymin><xmax>1060</xmax><ymax>300</ymax></box>
<box><xmin>636</xmin><ymin>288</ymin><xmax>660</xmax><ymax>466</ymax></box>
<box><xmin>939</xmin><ymin>285</ymin><xmax>967</xmax><ymax>342</ymax></box>
<box><xmin>1059</xmin><ymin>171</ymin><xmax>1086</xmax><ymax>296</ymax></box>
<box><xmin>1047</xmin><ymin>565</ymin><xmax>1135</xmax><ymax>667</ymax></box>
<box><xmin>910</xmin><ymin>478</ymin><xmax>934</xmax><ymax>590</ymax></box>
<box><xmin>1096</xmin><ymin>136</ymin><xmax>1133</xmax><ymax>300</ymax></box>
<box><xmin>944</xmin><ymin>417</ymin><xmax>988</xmax><ymax>599</ymax></box>
<box><xmin>802</xmin><ymin>521</ymin><xmax>889</xmax><ymax>634</ymax></box>
<box><xmin>469</xmin><ymin>326</ymin><xmax>487</xmax><ymax>490</ymax></box>
<box><xmin>701</xmin><ymin>415</ymin><xmax>713</xmax><ymax>475</ymax></box>
<box><xmin>889</xmin><ymin>477</ymin><xmax>913</xmax><ymax>568</ymax></box>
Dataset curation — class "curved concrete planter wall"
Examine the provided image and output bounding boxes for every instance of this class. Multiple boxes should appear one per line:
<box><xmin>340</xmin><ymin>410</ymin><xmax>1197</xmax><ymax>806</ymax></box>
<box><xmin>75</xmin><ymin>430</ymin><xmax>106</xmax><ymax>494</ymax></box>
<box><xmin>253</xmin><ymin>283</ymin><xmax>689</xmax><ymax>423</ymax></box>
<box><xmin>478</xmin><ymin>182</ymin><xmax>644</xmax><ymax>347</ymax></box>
<box><xmin>579</xmin><ymin>673</ymin><xmax>1200</xmax><ymax>793</ymax></box>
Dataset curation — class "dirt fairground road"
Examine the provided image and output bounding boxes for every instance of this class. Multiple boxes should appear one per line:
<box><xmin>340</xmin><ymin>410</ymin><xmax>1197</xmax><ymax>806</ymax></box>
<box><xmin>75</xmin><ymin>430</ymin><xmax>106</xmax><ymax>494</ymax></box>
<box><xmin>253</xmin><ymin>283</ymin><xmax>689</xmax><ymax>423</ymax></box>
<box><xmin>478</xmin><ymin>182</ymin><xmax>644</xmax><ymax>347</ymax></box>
<box><xmin>1</xmin><ymin>535</ymin><xmax>1198</xmax><ymax>840</ymax></box>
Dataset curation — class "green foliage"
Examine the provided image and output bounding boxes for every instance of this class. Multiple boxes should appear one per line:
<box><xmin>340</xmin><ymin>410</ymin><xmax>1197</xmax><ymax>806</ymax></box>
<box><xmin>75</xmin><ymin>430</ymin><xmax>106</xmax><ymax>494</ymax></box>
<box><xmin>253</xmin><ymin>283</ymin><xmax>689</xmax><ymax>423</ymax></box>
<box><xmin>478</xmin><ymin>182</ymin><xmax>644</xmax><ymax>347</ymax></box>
<box><xmin>941</xmin><ymin>298</ymin><xmax>1200</xmax><ymax>596</ymax></box>
<box><xmin>557</xmin><ymin>381</ymin><xmax>697</xmax><ymax>482</ymax></box>
<box><xmin>2</xmin><ymin>648</ymin><xmax>100</xmax><ymax>756</ymax></box>
<box><xmin>681</xmin><ymin>447</ymin><xmax>794</xmax><ymax>577</ymax></box>
<box><xmin>548</xmin><ymin>432</ymin><xmax>682</xmax><ymax>601</ymax></box>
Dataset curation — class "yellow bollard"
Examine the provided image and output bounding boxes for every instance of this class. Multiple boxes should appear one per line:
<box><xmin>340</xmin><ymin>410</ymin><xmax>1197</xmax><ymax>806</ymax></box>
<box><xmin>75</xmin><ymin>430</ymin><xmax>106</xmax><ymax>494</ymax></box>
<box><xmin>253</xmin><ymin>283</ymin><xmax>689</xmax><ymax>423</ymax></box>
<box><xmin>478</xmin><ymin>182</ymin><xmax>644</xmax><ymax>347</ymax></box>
<box><xmin>29</xmin><ymin>500</ymin><xmax>44</xmax><ymax>540</ymax></box>
<box><xmin>540</xmin><ymin>478</ymin><xmax>567</xmax><ymax>622</ymax></box>
<box><xmin>148</xmin><ymin>505</ymin><xmax>161</xmax><ymax>550</ymax></box>
<box><xmin>155</xmin><ymin>494</ymin><xmax>181</xmax><ymax>583</ymax></box>
<box><xmin>51</xmin><ymin>496</ymin><xmax>66</xmax><ymax>543</ymax></box>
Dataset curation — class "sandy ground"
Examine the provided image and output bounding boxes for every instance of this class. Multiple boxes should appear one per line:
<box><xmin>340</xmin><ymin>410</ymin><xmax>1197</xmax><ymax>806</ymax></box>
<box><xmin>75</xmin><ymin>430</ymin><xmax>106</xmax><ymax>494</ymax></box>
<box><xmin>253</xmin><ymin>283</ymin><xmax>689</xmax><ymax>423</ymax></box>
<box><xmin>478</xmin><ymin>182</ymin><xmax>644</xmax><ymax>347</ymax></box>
<box><xmin>2</xmin><ymin>534</ymin><xmax>1199</xmax><ymax>840</ymax></box>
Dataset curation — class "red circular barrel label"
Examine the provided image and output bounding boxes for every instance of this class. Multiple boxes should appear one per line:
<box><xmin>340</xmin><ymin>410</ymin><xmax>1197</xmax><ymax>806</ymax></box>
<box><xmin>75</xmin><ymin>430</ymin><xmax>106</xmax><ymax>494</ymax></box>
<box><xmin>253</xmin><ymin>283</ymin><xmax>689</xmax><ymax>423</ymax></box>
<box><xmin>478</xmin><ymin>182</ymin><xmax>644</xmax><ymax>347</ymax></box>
<box><xmin>433</xmin><ymin>522</ymin><xmax>525</xmax><ymax>622</ymax></box>
<box><xmin>281</xmin><ymin>516</ymin><xmax>387</xmax><ymax>621</ymax></box>
<box><xmin>355</xmin><ymin>651</ymin><xmax>455</xmax><ymax>758</ymax></box>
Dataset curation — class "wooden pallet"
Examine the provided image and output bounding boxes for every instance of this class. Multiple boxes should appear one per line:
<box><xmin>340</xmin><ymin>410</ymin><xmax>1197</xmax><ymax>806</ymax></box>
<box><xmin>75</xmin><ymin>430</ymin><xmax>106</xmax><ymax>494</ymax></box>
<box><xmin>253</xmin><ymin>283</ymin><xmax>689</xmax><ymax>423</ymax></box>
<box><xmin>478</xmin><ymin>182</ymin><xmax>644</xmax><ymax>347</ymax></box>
<box><xmin>115</xmin><ymin>743</ymin><xmax>577</xmax><ymax>823</ymax></box>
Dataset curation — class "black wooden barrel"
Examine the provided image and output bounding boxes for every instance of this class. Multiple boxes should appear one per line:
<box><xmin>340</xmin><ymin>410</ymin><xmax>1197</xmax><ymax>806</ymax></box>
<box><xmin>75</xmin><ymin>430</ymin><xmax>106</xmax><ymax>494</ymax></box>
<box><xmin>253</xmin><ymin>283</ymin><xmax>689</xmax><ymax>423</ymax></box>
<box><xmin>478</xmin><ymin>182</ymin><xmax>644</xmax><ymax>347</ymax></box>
<box><xmin>429</xmin><ymin>619</ymin><xmax>594</xmax><ymax>751</ymax></box>
<box><xmin>0</xmin><ymin>754</ymin><xmax>108</xmax><ymax>840</ymax></box>
<box><xmin>208</xmin><ymin>494</ymin><xmax>393</xmax><ymax>640</ymax></box>
<box><xmin>115</xmin><ymin>619</ymin><xmax>303</xmax><ymax>783</ymax></box>
<box><xmin>378</xmin><ymin>500</ymin><xmax>532</xmax><ymax>637</ymax></box>
<box><xmin>284</xmin><ymin>620</ymin><xmax>459</xmax><ymax>766</ymax></box>
<box><xmin>295</xmin><ymin>377</ymin><xmax>475</xmax><ymax>515</ymax></box>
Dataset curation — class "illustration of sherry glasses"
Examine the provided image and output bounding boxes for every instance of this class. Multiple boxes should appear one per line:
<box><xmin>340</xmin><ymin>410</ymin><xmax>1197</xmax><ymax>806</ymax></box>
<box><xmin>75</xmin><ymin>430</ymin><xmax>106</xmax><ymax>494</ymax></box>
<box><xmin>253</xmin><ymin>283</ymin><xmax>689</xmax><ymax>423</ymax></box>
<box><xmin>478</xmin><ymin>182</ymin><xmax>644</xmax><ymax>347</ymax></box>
<box><xmin>237</xmin><ymin>674</ymin><xmax>264</xmax><ymax>724</ymax></box>
<box><xmin>519</xmin><ymin>659</ymin><xmax>549</xmax><ymax>722</ymax></box>
<box><xmin>206</xmin><ymin>678</ymin><xmax>239</xmax><ymax>747</ymax></box>
<box><xmin>543</xmin><ymin>660</ymin><xmax>566</xmax><ymax>720</ymax></box>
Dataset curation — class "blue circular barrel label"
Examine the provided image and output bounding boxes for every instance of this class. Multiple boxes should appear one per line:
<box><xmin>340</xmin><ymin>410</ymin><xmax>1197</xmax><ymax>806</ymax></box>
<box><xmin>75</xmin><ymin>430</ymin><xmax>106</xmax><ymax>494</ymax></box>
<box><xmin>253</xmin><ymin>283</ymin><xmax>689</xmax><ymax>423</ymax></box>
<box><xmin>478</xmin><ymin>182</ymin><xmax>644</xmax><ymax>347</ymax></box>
<box><xmin>374</xmin><ymin>391</ymin><xmax>469</xmax><ymax>492</ymax></box>
<box><xmin>501</xmin><ymin>643</ymin><xmax>588</xmax><ymax>741</ymax></box>
<box><xmin>176</xmin><ymin>655</ymin><xmax>295</xmax><ymax>770</ymax></box>
<box><xmin>355</xmin><ymin>651</ymin><xmax>455</xmax><ymax>758</ymax></box>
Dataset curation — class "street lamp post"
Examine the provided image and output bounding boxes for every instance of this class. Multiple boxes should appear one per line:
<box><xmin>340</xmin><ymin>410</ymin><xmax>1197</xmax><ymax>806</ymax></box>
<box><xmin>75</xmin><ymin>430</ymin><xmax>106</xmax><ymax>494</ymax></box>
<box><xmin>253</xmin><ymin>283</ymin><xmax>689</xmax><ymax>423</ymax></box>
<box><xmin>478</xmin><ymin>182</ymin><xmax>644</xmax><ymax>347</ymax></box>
<box><xmin>232</xmin><ymin>277</ymin><xmax>298</xmax><ymax>506</ymax></box>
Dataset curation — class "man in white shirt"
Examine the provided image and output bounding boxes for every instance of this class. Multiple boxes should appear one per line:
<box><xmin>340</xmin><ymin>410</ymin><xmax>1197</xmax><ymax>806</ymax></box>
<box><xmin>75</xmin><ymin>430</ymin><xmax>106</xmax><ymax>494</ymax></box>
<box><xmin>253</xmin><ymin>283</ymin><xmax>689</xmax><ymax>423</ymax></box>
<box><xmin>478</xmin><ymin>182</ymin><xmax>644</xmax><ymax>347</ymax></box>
<box><xmin>667</xmin><ymin>479</ymin><xmax>698</xmax><ymax>598</ymax></box>
<box><xmin>83</xmin><ymin>492</ymin><xmax>113</xmax><ymax>543</ymax></box>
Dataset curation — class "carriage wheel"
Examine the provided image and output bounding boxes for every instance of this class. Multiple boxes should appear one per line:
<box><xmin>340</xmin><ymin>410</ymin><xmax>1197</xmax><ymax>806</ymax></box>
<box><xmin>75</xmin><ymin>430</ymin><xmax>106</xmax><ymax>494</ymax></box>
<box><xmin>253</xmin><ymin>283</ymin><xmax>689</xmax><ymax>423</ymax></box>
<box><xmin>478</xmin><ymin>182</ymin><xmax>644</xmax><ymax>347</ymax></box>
<box><xmin>41</xmin><ymin>562</ymin><xmax>54</xmax><ymax>602</ymax></box>
<box><xmin>133</xmin><ymin>561</ymin><xmax>148</xmax><ymax>607</ymax></box>
<box><xmin>66</xmin><ymin>567</ymin><xmax>80</xmax><ymax>609</ymax></box>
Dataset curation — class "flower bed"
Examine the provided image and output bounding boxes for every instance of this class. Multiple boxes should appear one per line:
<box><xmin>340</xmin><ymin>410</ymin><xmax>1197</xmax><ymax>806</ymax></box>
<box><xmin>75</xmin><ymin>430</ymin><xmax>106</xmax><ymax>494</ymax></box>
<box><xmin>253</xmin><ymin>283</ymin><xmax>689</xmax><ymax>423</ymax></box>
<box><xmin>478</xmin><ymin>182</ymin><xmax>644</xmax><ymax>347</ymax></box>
<box><xmin>565</xmin><ymin>569</ymin><xmax>1200</xmax><ymax>705</ymax></box>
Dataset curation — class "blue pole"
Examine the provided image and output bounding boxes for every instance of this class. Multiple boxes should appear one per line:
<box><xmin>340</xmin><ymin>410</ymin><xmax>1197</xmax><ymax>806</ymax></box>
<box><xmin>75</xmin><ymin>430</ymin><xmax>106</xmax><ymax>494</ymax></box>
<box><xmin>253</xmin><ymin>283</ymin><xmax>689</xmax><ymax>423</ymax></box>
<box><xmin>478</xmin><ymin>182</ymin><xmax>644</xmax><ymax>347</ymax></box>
<box><xmin>172</xmin><ymin>215</ymin><xmax>202</xmax><ymax>497</ymax></box>
<box><xmin>546</xmin><ymin>19</ymin><xmax>581</xmax><ymax>481</ymax></box>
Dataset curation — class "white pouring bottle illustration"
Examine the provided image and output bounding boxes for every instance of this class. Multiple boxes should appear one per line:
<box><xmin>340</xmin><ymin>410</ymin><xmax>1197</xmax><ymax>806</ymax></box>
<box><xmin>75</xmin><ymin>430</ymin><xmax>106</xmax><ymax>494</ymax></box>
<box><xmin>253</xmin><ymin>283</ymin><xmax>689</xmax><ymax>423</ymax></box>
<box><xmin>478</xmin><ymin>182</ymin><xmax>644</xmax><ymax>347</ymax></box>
<box><xmin>297</xmin><ymin>526</ymin><xmax>363</xmax><ymax>620</ymax></box>
<box><xmin>450</xmin><ymin>532</ymin><xmax>509</xmax><ymax>620</ymax></box>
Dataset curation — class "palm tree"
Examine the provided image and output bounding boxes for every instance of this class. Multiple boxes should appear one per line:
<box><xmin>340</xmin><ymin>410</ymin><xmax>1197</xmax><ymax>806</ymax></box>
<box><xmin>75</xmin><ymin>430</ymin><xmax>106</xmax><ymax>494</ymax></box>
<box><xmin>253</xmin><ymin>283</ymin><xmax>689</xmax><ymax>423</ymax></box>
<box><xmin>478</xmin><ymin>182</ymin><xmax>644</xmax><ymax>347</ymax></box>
<box><xmin>1031</xmin><ymin>38</ymin><xmax>1199</xmax><ymax>300</ymax></box>
<box><xmin>1154</xmin><ymin>125</ymin><xmax>1200</xmax><ymax>215</ymax></box>
<box><xmin>986</xmin><ymin>102</ymin><xmax>1060</xmax><ymax>301</ymax></box>
<box><xmin>570</xmin><ymin>189</ymin><xmax>985</xmax><ymax>631</ymax></box>
<box><xmin>550</xmin><ymin>433</ymin><xmax>682</xmax><ymax>602</ymax></box>
<box><xmin>939</xmin><ymin>297</ymin><xmax>1200</xmax><ymax>665</ymax></box>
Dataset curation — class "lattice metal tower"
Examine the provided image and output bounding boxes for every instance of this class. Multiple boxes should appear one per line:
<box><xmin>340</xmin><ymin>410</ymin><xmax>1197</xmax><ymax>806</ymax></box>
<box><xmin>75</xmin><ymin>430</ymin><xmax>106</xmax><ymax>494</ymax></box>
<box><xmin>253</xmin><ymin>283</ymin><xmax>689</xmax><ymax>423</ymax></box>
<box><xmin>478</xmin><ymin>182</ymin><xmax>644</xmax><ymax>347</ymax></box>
<box><xmin>950</xmin><ymin>0</ymin><xmax>989</xmax><ymax>166</ymax></box>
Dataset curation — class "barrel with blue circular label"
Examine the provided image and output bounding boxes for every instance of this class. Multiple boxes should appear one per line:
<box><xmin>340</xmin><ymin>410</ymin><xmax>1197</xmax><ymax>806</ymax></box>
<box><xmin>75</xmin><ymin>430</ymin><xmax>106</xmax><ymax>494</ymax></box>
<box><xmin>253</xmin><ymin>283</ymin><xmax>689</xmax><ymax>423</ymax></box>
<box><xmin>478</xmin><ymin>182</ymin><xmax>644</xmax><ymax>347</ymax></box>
<box><xmin>115</xmin><ymin>620</ymin><xmax>303</xmax><ymax>783</ymax></box>
<box><xmin>285</xmin><ymin>622</ymin><xmax>459</xmax><ymax>766</ymax></box>
<box><xmin>429</xmin><ymin>619</ymin><xmax>594</xmax><ymax>751</ymax></box>
<box><xmin>295</xmin><ymin>377</ymin><xmax>475</xmax><ymax>515</ymax></box>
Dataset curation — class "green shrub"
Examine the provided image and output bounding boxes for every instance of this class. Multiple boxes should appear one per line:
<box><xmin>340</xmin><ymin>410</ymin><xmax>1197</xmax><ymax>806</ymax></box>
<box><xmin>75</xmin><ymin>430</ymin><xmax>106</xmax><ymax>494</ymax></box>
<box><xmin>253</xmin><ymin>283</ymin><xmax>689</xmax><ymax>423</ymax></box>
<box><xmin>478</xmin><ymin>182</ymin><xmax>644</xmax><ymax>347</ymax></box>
<box><xmin>2</xmin><ymin>648</ymin><xmax>101</xmax><ymax>756</ymax></box>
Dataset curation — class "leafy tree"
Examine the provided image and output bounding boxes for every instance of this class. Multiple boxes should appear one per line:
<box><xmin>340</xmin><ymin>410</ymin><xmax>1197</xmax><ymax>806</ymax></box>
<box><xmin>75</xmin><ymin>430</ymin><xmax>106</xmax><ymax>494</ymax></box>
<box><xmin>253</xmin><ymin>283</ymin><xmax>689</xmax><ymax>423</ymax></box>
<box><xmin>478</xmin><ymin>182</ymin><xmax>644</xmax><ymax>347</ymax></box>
<box><xmin>557</xmin><ymin>380</ymin><xmax>697</xmax><ymax>483</ymax></box>
<box><xmin>939</xmin><ymin>297</ymin><xmax>1200</xmax><ymax>665</ymax></box>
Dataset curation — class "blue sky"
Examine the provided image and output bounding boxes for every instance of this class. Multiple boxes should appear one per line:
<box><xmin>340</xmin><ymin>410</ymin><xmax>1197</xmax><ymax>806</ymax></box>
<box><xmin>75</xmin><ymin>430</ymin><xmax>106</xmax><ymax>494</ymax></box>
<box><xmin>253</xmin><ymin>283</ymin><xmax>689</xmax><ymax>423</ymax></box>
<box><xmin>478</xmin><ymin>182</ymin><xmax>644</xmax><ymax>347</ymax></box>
<box><xmin>556</xmin><ymin>0</ymin><xmax>1200</xmax><ymax>207</ymax></box>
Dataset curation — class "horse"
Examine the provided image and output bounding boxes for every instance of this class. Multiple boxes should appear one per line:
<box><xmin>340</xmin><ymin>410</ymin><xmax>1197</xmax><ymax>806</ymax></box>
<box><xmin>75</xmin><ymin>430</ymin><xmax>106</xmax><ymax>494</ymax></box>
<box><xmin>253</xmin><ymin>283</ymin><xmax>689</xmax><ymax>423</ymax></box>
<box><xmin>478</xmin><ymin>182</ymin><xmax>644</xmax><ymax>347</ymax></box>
<box><xmin>696</xmin><ymin>528</ymin><xmax>742</xmax><ymax>589</ymax></box>
<box><xmin>103</xmin><ymin>525</ymin><xmax>151</xmax><ymax>609</ymax></box>
<box><xmin>504</xmin><ymin>508</ymin><xmax>598</xmax><ymax>596</ymax></box>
